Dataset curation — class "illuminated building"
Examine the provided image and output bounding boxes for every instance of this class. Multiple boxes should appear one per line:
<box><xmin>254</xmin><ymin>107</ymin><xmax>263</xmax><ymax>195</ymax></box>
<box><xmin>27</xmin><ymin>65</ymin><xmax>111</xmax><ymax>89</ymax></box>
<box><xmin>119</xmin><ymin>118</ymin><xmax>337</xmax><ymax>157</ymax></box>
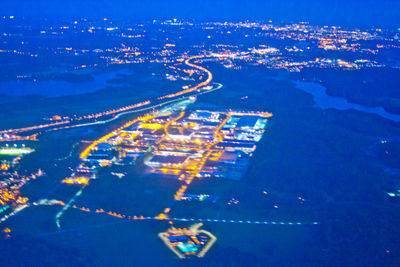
<box><xmin>216</xmin><ymin>141</ymin><xmax>257</xmax><ymax>153</ymax></box>
<box><xmin>0</xmin><ymin>146</ymin><xmax>34</xmax><ymax>155</ymax></box>
<box><xmin>159</xmin><ymin>223</ymin><xmax>217</xmax><ymax>259</ymax></box>
<box><xmin>218</xmin><ymin>151</ymin><xmax>241</xmax><ymax>164</ymax></box>
<box><xmin>188</xmin><ymin>111</ymin><xmax>220</xmax><ymax>122</ymax></box>
<box><xmin>168</xmin><ymin>128</ymin><xmax>194</xmax><ymax>141</ymax></box>
<box><xmin>146</xmin><ymin>155</ymin><xmax>189</xmax><ymax>168</ymax></box>
<box><xmin>62</xmin><ymin>177</ymin><xmax>89</xmax><ymax>185</ymax></box>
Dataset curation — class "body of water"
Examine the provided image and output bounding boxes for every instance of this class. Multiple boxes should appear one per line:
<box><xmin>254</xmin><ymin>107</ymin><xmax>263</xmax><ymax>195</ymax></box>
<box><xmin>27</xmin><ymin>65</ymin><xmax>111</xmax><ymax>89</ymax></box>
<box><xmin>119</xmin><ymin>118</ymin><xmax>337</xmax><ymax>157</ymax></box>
<box><xmin>0</xmin><ymin>70</ymin><xmax>129</xmax><ymax>98</ymax></box>
<box><xmin>295</xmin><ymin>81</ymin><xmax>400</xmax><ymax>122</ymax></box>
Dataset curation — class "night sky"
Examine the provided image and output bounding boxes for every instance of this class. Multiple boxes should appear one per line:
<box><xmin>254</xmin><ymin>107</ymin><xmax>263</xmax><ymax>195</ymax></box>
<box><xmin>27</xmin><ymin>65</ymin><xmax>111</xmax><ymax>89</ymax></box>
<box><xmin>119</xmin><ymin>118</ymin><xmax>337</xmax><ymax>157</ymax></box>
<box><xmin>2</xmin><ymin>0</ymin><xmax>400</xmax><ymax>27</ymax></box>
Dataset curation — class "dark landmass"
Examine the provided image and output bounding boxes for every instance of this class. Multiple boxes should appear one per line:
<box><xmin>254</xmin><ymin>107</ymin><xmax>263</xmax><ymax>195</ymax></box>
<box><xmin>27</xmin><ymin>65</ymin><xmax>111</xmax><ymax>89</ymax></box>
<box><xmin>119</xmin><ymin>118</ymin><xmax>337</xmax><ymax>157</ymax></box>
<box><xmin>372</xmin><ymin>140</ymin><xmax>400</xmax><ymax>169</ymax></box>
<box><xmin>45</xmin><ymin>73</ymin><xmax>95</xmax><ymax>83</ymax></box>
<box><xmin>189</xmin><ymin>64</ymin><xmax>400</xmax><ymax>266</ymax></box>
<box><xmin>0</xmin><ymin>234</ymin><xmax>94</xmax><ymax>266</ymax></box>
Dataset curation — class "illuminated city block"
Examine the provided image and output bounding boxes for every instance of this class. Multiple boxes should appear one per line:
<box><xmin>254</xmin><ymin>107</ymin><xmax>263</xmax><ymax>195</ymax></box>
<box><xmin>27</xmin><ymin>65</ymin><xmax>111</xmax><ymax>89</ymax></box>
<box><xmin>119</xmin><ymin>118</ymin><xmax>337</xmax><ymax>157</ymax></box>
<box><xmin>0</xmin><ymin>147</ymin><xmax>34</xmax><ymax>155</ymax></box>
<box><xmin>159</xmin><ymin>223</ymin><xmax>217</xmax><ymax>259</ymax></box>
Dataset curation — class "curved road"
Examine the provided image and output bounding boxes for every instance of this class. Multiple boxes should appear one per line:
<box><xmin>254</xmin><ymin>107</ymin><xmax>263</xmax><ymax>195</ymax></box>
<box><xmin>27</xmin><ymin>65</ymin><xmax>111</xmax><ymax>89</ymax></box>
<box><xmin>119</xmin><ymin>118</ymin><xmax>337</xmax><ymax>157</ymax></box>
<box><xmin>0</xmin><ymin>55</ymin><xmax>215</xmax><ymax>137</ymax></box>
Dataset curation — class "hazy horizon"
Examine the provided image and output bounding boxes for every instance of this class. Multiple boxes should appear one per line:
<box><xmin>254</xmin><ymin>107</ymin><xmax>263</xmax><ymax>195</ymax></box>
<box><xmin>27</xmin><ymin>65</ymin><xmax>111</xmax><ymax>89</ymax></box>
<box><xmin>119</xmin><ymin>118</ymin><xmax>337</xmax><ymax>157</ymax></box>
<box><xmin>2</xmin><ymin>0</ymin><xmax>400</xmax><ymax>28</ymax></box>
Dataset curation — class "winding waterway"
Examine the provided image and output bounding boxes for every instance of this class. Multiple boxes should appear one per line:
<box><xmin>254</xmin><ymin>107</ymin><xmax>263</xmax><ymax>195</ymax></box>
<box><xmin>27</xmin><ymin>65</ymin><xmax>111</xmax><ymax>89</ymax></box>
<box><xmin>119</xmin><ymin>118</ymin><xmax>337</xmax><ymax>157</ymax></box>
<box><xmin>295</xmin><ymin>81</ymin><xmax>400</xmax><ymax>122</ymax></box>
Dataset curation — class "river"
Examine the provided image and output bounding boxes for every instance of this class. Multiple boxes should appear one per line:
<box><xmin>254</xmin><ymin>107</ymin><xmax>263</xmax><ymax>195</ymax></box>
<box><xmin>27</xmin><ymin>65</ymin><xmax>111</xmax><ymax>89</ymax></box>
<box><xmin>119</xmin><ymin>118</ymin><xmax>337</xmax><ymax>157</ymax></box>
<box><xmin>295</xmin><ymin>81</ymin><xmax>400</xmax><ymax>122</ymax></box>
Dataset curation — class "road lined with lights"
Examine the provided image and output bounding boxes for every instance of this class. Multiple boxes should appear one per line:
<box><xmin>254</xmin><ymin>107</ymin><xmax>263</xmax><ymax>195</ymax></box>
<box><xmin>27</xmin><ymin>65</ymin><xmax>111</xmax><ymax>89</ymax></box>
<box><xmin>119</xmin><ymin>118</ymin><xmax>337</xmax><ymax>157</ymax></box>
<box><xmin>32</xmin><ymin>199</ymin><xmax>320</xmax><ymax>231</ymax></box>
<box><xmin>159</xmin><ymin>55</ymin><xmax>213</xmax><ymax>99</ymax></box>
<box><xmin>0</xmin><ymin>55</ymin><xmax>214</xmax><ymax>139</ymax></box>
<box><xmin>70</xmin><ymin>203</ymin><xmax>319</xmax><ymax>226</ymax></box>
<box><xmin>46</xmin><ymin>82</ymin><xmax>223</xmax><ymax>133</ymax></box>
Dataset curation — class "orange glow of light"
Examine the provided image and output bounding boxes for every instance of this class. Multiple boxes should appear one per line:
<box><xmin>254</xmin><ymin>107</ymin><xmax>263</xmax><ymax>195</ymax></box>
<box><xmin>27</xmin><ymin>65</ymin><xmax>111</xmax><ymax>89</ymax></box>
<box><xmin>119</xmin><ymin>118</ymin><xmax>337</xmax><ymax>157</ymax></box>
<box><xmin>139</xmin><ymin>123</ymin><xmax>165</xmax><ymax>130</ymax></box>
<box><xmin>61</xmin><ymin>177</ymin><xmax>89</xmax><ymax>185</ymax></box>
<box><xmin>156</xmin><ymin>213</ymin><xmax>168</xmax><ymax>220</ymax></box>
<box><xmin>159</xmin><ymin>55</ymin><xmax>213</xmax><ymax>100</ymax></box>
<box><xmin>0</xmin><ymin>163</ymin><xmax>10</xmax><ymax>170</ymax></box>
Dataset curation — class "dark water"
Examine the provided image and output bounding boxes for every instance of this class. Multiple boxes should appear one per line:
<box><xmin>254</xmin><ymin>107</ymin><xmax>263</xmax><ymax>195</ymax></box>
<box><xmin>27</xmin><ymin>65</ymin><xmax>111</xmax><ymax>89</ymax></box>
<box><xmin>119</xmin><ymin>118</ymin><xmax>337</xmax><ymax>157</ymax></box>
<box><xmin>0</xmin><ymin>70</ymin><xmax>130</xmax><ymax>97</ymax></box>
<box><xmin>295</xmin><ymin>81</ymin><xmax>400</xmax><ymax>122</ymax></box>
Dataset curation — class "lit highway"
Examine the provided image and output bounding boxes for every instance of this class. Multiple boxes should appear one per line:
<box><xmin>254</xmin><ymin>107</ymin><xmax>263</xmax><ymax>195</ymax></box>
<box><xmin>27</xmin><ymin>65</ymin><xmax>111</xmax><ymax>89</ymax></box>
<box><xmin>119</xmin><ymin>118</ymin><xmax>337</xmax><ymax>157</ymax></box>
<box><xmin>0</xmin><ymin>55</ymin><xmax>215</xmax><ymax>139</ymax></box>
<box><xmin>32</xmin><ymin>199</ymin><xmax>320</xmax><ymax>233</ymax></box>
